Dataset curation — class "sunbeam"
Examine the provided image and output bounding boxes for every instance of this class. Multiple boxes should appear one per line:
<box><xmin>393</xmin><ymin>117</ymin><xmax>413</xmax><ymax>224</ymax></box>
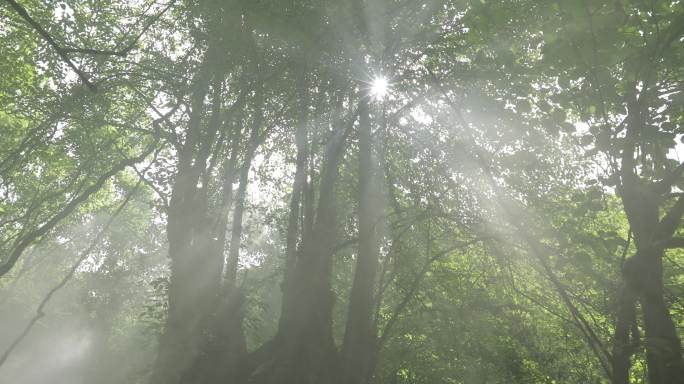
<box><xmin>370</xmin><ymin>76</ymin><xmax>389</xmax><ymax>100</ymax></box>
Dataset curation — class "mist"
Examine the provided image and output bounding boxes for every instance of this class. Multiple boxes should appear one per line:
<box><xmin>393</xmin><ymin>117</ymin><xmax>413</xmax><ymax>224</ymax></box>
<box><xmin>2</xmin><ymin>0</ymin><xmax>684</xmax><ymax>383</ymax></box>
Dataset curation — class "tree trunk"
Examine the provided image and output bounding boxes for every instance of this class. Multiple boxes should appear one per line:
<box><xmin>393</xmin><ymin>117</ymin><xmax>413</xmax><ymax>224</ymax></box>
<box><xmin>250</xmin><ymin>97</ymin><xmax>356</xmax><ymax>384</ymax></box>
<box><xmin>619</xmin><ymin>182</ymin><xmax>684</xmax><ymax>384</ymax></box>
<box><xmin>628</xmin><ymin>249</ymin><xmax>684</xmax><ymax>384</ymax></box>
<box><xmin>281</xmin><ymin>71</ymin><xmax>308</xmax><ymax>298</ymax></box>
<box><xmin>340</xmin><ymin>96</ymin><xmax>382</xmax><ymax>384</ymax></box>
<box><xmin>224</xmin><ymin>145</ymin><xmax>255</xmax><ymax>285</ymax></box>
<box><xmin>611</xmin><ymin>285</ymin><xmax>638</xmax><ymax>384</ymax></box>
<box><xmin>150</xmin><ymin>38</ymin><xmax>230</xmax><ymax>383</ymax></box>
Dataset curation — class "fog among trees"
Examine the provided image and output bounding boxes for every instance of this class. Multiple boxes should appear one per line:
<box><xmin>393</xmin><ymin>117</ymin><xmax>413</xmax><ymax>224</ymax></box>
<box><xmin>1</xmin><ymin>0</ymin><xmax>684</xmax><ymax>383</ymax></box>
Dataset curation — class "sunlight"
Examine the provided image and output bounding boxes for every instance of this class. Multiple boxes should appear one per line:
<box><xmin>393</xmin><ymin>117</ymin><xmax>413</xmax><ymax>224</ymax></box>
<box><xmin>370</xmin><ymin>76</ymin><xmax>389</xmax><ymax>100</ymax></box>
<box><xmin>7</xmin><ymin>1</ymin><xmax>681</xmax><ymax>381</ymax></box>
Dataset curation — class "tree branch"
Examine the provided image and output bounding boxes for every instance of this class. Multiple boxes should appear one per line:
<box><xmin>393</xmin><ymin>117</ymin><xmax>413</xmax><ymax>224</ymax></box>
<box><xmin>4</xmin><ymin>0</ymin><xmax>96</xmax><ymax>91</ymax></box>
<box><xmin>4</xmin><ymin>0</ymin><xmax>174</xmax><ymax>92</ymax></box>
<box><xmin>655</xmin><ymin>160</ymin><xmax>684</xmax><ymax>194</ymax></box>
<box><xmin>656</xmin><ymin>194</ymin><xmax>684</xmax><ymax>240</ymax></box>
<box><xmin>60</xmin><ymin>1</ymin><xmax>174</xmax><ymax>57</ymax></box>
<box><xmin>0</xmin><ymin>140</ymin><xmax>157</xmax><ymax>278</ymax></box>
<box><xmin>661</xmin><ymin>236</ymin><xmax>684</xmax><ymax>249</ymax></box>
<box><xmin>378</xmin><ymin>239</ymin><xmax>481</xmax><ymax>345</ymax></box>
<box><xmin>0</xmin><ymin>178</ymin><xmax>143</xmax><ymax>368</ymax></box>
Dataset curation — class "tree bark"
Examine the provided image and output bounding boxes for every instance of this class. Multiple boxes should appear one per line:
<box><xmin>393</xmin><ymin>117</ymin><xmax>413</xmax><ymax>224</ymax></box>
<box><xmin>626</xmin><ymin>249</ymin><xmax>684</xmax><ymax>384</ymax></box>
<box><xmin>250</xmin><ymin>95</ymin><xmax>357</xmax><ymax>384</ymax></box>
<box><xmin>340</xmin><ymin>96</ymin><xmax>382</xmax><ymax>384</ymax></box>
<box><xmin>619</xmin><ymin>182</ymin><xmax>684</xmax><ymax>384</ymax></box>
<box><xmin>150</xmin><ymin>41</ymin><xmax>227</xmax><ymax>384</ymax></box>
<box><xmin>611</xmin><ymin>286</ymin><xmax>638</xmax><ymax>384</ymax></box>
<box><xmin>225</xmin><ymin>113</ymin><xmax>261</xmax><ymax>286</ymax></box>
<box><xmin>281</xmin><ymin>71</ymin><xmax>309</xmax><ymax>299</ymax></box>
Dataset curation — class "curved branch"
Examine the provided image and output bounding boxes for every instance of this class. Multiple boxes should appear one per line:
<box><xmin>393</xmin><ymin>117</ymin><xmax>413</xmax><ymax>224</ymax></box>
<box><xmin>0</xmin><ymin>142</ymin><xmax>156</xmax><ymax>278</ymax></box>
<box><xmin>0</xmin><ymin>178</ymin><xmax>143</xmax><ymax>369</ymax></box>
<box><xmin>4</xmin><ymin>0</ymin><xmax>96</xmax><ymax>91</ymax></box>
<box><xmin>378</xmin><ymin>239</ymin><xmax>481</xmax><ymax>345</ymax></box>
<box><xmin>3</xmin><ymin>0</ymin><xmax>174</xmax><ymax>92</ymax></box>
<box><xmin>60</xmin><ymin>1</ymin><xmax>174</xmax><ymax>57</ymax></box>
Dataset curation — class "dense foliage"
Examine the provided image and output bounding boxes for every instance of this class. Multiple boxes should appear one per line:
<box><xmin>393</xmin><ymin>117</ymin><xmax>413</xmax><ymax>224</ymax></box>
<box><xmin>1</xmin><ymin>1</ymin><xmax>683</xmax><ymax>383</ymax></box>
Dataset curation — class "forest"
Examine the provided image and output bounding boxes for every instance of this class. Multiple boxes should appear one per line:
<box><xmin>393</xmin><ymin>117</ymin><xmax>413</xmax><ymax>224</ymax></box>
<box><xmin>0</xmin><ymin>0</ymin><xmax>683</xmax><ymax>383</ymax></box>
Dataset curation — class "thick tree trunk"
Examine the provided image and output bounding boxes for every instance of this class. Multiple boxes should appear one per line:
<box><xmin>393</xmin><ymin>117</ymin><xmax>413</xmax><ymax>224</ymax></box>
<box><xmin>199</xmin><ymin>90</ymin><xmax>265</xmax><ymax>383</ymax></box>
<box><xmin>616</xmin><ymin>85</ymin><xmax>684</xmax><ymax>383</ymax></box>
<box><xmin>186</xmin><ymin>286</ymin><xmax>248</xmax><ymax>384</ymax></box>
<box><xmin>150</xmin><ymin>35</ymin><xmax>238</xmax><ymax>382</ymax></box>
<box><xmin>151</xmin><ymin>186</ymin><xmax>224</xmax><ymax>384</ymax></box>
<box><xmin>340</xmin><ymin>97</ymin><xmax>382</xmax><ymax>384</ymax></box>
<box><xmin>255</xmin><ymin>216</ymin><xmax>339</xmax><ymax>384</ymax></box>
<box><xmin>619</xmin><ymin>182</ymin><xmax>684</xmax><ymax>384</ymax></box>
<box><xmin>151</xmin><ymin>66</ymin><xmax>222</xmax><ymax>384</ymax></box>
<box><xmin>150</xmin><ymin>4</ymin><xmax>264</xmax><ymax>383</ymax></box>
<box><xmin>628</xmin><ymin>249</ymin><xmax>684</xmax><ymax>384</ymax></box>
<box><xmin>611</xmin><ymin>286</ymin><xmax>638</xmax><ymax>384</ymax></box>
<box><xmin>250</xmin><ymin>99</ymin><xmax>355</xmax><ymax>384</ymax></box>
<box><xmin>259</xmin><ymin>162</ymin><xmax>341</xmax><ymax>384</ymax></box>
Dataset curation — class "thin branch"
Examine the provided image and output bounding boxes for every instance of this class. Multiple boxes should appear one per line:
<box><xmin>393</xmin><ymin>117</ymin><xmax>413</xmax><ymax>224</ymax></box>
<box><xmin>0</xmin><ymin>178</ymin><xmax>143</xmax><ymax>369</ymax></box>
<box><xmin>3</xmin><ymin>0</ymin><xmax>174</xmax><ymax>92</ymax></box>
<box><xmin>4</xmin><ymin>0</ymin><xmax>96</xmax><ymax>91</ymax></box>
<box><xmin>60</xmin><ymin>1</ymin><xmax>174</xmax><ymax>57</ymax></box>
<box><xmin>656</xmin><ymin>160</ymin><xmax>684</xmax><ymax>193</ymax></box>
<box><xmin>378</xmin><ymin>238</ymin><xmax>482</xmax><ymax>345</ymax></box>
<box><xmin>428</xmin><ymin>70</ymin><xmax>614</xmax><ymax>379</ymax></box>
<box><xmin>0</xmin><ymin>140</ymin><xmax>157</xmax><ymax>278</ymax></box>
